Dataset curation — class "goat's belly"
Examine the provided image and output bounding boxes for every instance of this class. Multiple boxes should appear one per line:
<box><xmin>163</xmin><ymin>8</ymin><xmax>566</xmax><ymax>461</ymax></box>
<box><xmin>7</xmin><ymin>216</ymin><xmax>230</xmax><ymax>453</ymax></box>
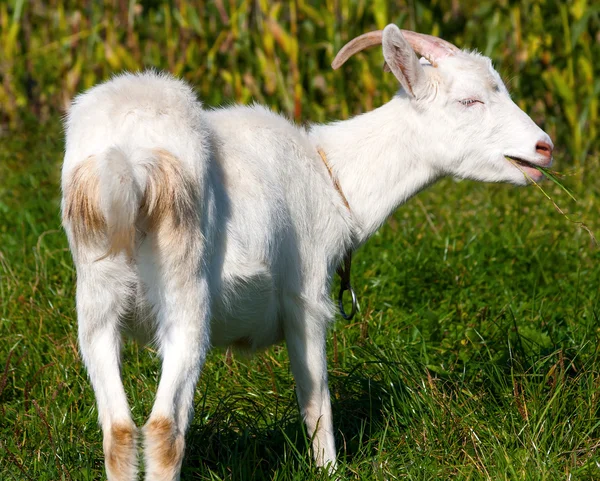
<box><xmin>210</xmin><ymin>266</ymin><xmax>282</xmax><ymax>351</ymax></box>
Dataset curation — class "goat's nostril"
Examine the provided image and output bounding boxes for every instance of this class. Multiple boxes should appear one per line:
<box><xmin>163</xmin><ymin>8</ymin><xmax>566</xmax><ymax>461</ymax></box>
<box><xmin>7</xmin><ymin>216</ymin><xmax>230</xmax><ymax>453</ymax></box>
<box><xmin>536</xmin><ymin>141</ymin><xmax>553</xmax><ymax>158</ymax></box>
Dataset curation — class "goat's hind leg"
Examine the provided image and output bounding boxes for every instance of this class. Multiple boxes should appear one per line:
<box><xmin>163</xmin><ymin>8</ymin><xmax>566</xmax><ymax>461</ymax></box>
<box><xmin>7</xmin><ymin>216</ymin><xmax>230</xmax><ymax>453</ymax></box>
<box><xmin>76</xmin><ymin>258</ymin><xmax>138</xmax><ymax>481</ymax></box>
<box><xmin>140</xmin><ymin>237</ymin><xmax>211</xmax><ymax>481</ymax></box>
<box><xmin>138</xmin><ymin>152</ymin><xmax>211</xmax><ymax>481</ymax></box>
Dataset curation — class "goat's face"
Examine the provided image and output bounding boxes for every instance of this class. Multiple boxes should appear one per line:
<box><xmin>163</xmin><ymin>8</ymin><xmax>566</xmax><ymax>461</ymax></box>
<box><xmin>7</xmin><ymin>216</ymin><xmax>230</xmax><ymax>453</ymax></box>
<box><xmin>333</xmin><ymin>24</ymin><xmax>553</xmax><ymax>186</ymax></box>
<box><xmin>415</xmin><ymin>53</ymin><xmax>553</xmax><ymax>185</ymax></box>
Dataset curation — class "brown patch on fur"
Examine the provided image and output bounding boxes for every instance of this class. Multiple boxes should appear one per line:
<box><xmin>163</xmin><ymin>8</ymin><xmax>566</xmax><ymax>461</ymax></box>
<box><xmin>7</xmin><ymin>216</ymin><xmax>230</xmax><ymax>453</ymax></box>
<box><xmin>104</xmin><ymin>421</ymin><xmax>137</xmax><ymax>480</ymax></box>
<box><xmin>141</xmin><ymin>149</ymin><xmax>200</xmax><ymax>255</ymax></box>
<box><xmin>62</xmin><ymin>156</ymin><xmax>105</xmax><ymax>247</ymax></box>
<box><xmin>63</xmin><ymin>149</ymin><xmax>199</xmax><ymax>260</ymax></box>
<box><xmin>144</xmin><ymin>416</ymin><xmax>185</xmax><ymax>478</ymax></box>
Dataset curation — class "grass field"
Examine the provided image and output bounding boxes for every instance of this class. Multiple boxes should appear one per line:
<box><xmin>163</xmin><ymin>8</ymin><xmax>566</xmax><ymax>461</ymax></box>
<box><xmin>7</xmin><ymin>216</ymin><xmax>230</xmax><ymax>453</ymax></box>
<box><xmin>1</xmin><ymin>121</ymin><xmax>599</xmax><ymax>480</ymax></box>
<box><xmin>2</xmin><ymin>1</ymin><xmax>600</xmax><ymax>480</ymax></box>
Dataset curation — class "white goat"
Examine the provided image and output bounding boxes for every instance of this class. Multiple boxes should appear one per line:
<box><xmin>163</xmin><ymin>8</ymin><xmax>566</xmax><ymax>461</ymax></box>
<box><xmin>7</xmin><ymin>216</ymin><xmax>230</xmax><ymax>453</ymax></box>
<box><xmin>61</xmin><ymin>24</ymin><xmax>553</xmax><ymax>481</ymax></box>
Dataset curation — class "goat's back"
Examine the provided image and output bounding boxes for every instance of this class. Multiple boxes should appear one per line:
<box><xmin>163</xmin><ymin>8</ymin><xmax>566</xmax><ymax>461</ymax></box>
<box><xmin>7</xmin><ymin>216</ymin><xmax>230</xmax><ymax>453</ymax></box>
<box><xmin>63</xmin><ymin>71</ymin><xmax>209</xmax><ymax>177</ymax></box>
<box><xmin>62</xmin><ymin>71</ymin><xmax>212</xmax><ymax>259</ymax></box>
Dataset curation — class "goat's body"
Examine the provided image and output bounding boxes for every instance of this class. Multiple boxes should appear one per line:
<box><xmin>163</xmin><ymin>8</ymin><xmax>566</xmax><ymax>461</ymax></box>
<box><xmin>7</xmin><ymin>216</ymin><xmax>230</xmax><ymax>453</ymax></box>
<box><xmin>63</xmin><ymin>72</ymin><xmax>350</xmax><ymax>479</ymax></box>
<box><xmin>64</xmin><ymin>72</ymin><xmax>351</xmax><ymax>350</ymax></box>
<box><xmin>63</xmin><ymin>28</ymin><xmax>553</xmax><ymax>480</ymax></box>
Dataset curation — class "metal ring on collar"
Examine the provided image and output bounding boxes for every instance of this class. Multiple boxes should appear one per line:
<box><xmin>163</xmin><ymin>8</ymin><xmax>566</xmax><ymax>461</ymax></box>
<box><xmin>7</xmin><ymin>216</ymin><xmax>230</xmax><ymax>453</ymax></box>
<box><xmin>338</xmin><ymin>284</ymin><xmax>358</xmax><ymax>320</ymax></box>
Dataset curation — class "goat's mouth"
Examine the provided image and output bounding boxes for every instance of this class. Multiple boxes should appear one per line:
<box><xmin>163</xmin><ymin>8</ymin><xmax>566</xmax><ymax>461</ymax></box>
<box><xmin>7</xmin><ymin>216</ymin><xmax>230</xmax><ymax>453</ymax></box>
<box><xmin>505</xmin><ymin>155</ymin><xmax>545</xmax><ymax>181</ymax></box>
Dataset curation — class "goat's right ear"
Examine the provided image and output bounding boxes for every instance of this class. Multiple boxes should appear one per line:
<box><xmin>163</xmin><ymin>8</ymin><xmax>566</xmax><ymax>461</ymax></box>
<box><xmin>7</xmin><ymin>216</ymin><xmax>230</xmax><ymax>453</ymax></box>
<box><xmin>382</xmin><ymin>24</ymin><xmax>427</xmax><ymax>98</ymax></box>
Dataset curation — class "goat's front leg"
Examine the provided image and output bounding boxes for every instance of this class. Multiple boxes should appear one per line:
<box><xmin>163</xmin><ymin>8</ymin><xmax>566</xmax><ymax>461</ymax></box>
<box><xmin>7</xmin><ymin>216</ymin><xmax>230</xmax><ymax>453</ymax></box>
<box><xmin>142</xmin><ymin>271</ymin><xmax>211</xmax><ymax>481</ymax></box>
<box><xmin>284</xmin><ymin>303</ymin><xmax>337</xmax><ymax>469</ymax></box>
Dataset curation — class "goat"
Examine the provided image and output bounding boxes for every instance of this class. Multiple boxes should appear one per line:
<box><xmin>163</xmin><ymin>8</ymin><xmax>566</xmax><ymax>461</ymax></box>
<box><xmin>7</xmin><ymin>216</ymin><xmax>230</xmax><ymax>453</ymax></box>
<box><xmin>61</xmin><ymin>24</ymin><xmax>553</xmax><ymax>481</ymax></box>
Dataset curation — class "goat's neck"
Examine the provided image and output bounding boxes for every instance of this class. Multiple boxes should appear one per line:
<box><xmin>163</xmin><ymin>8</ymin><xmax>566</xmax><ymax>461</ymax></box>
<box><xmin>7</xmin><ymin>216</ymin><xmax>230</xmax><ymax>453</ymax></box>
<box><xmin>310</xmin><ymin>96</ymin><xmax>442</xmax><ymax>247</ymax></box>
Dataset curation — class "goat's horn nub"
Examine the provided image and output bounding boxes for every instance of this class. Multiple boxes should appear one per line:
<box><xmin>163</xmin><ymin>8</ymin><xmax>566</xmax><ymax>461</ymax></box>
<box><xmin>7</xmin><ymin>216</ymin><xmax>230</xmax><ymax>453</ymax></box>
<box><xmin>331</xmin><ymin>28</ymin><xmax>459</xmax><ymax>69</ymax></box>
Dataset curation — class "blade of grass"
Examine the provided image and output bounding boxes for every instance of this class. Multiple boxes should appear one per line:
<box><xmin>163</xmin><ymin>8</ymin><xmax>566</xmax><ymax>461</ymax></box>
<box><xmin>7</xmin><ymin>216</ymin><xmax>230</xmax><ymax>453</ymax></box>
<box><xmin>534</xmin><ymin>166</ymin><xmax>578</xmax><ymax>202</ymax></box>
<box><xmin>507</xmin><ymin>158</ymin><xmax>597</xmax><ymax>245</ymax></box>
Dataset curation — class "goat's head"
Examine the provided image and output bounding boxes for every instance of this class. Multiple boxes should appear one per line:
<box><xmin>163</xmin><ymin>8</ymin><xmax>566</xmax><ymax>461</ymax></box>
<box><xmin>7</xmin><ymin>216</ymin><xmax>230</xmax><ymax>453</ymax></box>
<box><xmin>333</xmin><ymin>24</ymin><xmax>553</xmax><ymax>186</ymax></box>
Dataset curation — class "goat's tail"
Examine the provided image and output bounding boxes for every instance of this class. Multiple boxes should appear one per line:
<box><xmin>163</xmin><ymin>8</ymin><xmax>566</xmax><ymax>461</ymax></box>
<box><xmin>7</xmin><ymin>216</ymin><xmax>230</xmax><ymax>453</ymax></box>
<box><xmin>62</xmin><ymin>147</ymin><xmax>199</xmax><ymax>259</ymax></box>
<box><xmin>97</xmin><ymin>146</ymin><xmax>142</xmax><ymax>258</ymax></box>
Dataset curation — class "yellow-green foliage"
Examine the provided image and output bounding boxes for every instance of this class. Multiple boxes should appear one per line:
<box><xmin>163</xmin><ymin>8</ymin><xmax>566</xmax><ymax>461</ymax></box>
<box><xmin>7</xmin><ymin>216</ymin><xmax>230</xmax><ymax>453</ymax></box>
<box><xmin>1</xmin><ymin>0</ymin><xmax>598</xmax><ymax>168</ymax></box>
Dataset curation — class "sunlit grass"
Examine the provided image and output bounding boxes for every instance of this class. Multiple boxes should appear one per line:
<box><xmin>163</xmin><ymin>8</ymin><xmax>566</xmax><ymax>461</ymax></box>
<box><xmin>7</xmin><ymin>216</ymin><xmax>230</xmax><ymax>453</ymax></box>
<box><xmin>1</xmin><ymin>119</ymin><xmax>599</xmax><ymax>480</ymax></box>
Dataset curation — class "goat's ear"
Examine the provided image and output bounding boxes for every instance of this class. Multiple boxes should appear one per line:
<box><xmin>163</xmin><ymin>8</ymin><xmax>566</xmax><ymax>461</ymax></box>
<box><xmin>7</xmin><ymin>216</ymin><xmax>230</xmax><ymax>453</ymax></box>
<box><xmin>382</xmin><ymin>24</ymin><xmax>427</xmax><ymax>98</ymax></box>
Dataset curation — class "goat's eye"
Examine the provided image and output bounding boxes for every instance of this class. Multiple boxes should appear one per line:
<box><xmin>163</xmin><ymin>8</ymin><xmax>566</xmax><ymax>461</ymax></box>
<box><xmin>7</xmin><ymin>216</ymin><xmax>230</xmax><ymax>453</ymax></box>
<box><xmin>460</xmin><ymin>99</ymin><xmax>483</xmax><ymax>107</ymax></box>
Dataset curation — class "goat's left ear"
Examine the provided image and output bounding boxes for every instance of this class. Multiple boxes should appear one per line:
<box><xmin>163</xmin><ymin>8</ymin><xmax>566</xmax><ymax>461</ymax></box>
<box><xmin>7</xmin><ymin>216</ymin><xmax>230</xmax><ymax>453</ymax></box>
<box><xmin>382</xmin><ymin>24</ymin><xmax>427</xmax><ymax>98</ymax></box>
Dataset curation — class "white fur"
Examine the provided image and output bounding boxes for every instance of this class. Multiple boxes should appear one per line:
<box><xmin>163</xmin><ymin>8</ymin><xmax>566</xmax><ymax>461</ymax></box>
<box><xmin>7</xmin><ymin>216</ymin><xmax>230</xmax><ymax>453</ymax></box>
<box><xmin>62</xmin><ymin>26</ymin><xmax>552</xmax><ymax>481</ymax></box>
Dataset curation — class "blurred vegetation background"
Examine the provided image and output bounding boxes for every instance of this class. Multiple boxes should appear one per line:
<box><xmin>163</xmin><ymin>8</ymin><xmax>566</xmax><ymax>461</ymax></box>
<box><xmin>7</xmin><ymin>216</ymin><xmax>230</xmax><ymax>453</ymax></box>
<box><xmin>1</xmin><ymin>0</ymin><xmax>599</xmax><ymax>172</ymax></box>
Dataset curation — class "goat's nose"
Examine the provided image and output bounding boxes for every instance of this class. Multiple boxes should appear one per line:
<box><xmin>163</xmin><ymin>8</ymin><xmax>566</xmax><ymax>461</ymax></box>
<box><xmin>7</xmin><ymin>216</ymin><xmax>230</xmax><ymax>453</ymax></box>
<box><xmin>536</xmin><ymin>140</ymin><xmax>553</xmax><ymax>159</ymax></box>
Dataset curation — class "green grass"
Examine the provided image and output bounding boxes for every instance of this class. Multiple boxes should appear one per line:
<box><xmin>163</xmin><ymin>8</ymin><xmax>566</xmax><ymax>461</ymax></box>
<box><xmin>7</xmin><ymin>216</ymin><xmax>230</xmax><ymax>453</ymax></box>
<box><xmin>1</xmin><ymin>118</ymin><xmax>599</xmax><ymax>480</ymax></box>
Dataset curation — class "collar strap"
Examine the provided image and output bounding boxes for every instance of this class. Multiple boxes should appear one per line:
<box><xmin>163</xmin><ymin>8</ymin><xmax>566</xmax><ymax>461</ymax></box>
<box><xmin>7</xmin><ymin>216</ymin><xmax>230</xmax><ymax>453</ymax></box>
<box><xmin>317</xmin><ymin>147</ymin><xmax>351</xmax><ymax>212</ymax></box>
<box><xmin>317</xmin><ymin>147</ymin><xmax>358</xmax><ymax>320</ymax></box>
